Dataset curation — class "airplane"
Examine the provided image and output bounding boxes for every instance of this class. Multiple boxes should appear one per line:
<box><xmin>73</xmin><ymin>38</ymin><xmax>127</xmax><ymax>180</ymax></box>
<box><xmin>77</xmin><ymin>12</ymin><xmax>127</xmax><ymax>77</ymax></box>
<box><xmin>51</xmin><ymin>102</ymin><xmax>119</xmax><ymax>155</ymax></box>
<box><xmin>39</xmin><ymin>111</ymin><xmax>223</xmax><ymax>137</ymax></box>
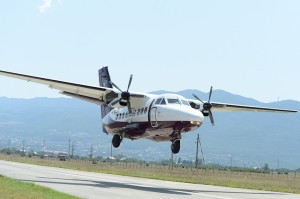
<box><xmin>0</xmin><ymin>67</ymin><xmax>297</xmax><ymax>154</ymax></box>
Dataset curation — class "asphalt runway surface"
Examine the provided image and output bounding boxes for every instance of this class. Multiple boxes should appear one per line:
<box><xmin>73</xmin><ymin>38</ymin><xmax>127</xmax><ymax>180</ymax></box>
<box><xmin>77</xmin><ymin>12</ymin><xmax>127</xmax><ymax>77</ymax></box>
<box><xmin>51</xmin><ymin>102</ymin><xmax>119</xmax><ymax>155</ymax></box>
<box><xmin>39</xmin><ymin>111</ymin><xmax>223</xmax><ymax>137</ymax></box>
<box><xmin>0</xmin><ymin>160</ymin><xmax>299</xmax><ymax>199</ymax></box>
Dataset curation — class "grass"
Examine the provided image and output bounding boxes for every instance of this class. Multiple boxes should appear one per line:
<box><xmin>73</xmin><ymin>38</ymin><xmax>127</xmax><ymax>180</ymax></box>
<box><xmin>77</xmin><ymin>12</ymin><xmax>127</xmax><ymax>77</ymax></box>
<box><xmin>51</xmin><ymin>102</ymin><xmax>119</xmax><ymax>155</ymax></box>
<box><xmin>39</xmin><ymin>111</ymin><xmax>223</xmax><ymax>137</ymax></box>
<box><xmin>1</xmin><ymin>154</ymin><xmax>300</xmax><ymax>194</ymax></box>
<box><xmin>0</xmin><ymin>174</ymin><xmax>81</xmax><ymax>199</ymax></box>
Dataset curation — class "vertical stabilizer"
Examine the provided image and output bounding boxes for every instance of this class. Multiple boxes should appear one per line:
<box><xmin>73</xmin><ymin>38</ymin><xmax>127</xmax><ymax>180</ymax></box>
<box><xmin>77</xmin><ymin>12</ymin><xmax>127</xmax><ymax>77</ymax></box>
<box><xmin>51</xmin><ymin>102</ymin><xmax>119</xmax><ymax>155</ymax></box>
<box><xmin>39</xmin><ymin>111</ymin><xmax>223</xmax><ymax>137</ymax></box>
<box><xmin>98</xmin><ymin>67</ymin><xmax>113</xmax><ymax>120</ymax></box>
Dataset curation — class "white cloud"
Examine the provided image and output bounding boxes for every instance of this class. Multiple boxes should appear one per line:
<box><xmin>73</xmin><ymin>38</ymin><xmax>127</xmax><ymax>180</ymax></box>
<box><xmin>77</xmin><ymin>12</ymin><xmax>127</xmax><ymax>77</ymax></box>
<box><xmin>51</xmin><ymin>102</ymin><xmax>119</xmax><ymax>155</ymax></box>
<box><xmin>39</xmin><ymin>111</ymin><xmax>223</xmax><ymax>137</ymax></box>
<box><xmin>39</xmin><ymin>0</ymin><xmax>53</xmax><ymax>13</ymax></box>
<box><xmin>39</xmin><ymin>0</ymin><xmax>62</xmax><ymax>13</ymax></box>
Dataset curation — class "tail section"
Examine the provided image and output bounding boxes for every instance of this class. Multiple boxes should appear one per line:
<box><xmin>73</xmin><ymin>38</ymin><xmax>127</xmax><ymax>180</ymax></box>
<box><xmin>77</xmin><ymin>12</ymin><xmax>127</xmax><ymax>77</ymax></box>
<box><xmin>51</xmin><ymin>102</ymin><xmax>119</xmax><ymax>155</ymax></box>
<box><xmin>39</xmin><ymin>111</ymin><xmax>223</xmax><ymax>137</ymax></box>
<box><xmin>98</xmin><ymin>66</ymin><xmax>113</xmax><ymax>120</ymax></box>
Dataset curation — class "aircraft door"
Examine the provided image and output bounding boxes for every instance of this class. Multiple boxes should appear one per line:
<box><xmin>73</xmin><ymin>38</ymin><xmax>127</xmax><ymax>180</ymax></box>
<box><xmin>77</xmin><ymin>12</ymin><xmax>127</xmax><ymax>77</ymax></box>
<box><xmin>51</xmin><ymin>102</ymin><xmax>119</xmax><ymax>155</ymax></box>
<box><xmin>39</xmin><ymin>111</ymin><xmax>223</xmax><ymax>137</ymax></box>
<box><xmin>150</xmin><ymin>107</ymin><xmax>158</xmax><ymax>127</ymax></box>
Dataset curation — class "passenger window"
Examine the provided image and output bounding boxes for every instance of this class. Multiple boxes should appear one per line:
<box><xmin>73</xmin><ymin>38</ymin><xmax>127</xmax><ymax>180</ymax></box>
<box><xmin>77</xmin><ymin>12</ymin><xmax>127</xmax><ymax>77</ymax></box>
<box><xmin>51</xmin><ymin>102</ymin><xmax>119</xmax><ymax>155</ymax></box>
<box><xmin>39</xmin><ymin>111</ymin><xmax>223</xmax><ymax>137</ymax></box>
<box><xmin>119</xmin><ymin>114</ymin><xmax>122</xmax><ymax>120</ymax></box>
<box><xmin>137</xmin><ymin>109</ymin><xmax>140</xmax><ymax>115</ymax></box>
<box><xmin>132</xmin><ymin>110</ymin><xmax>136</xmax><ymax>116</ymax></box>
<box><xmin>160</xmin><ymin>98</ymin><xmax>166</xmax><ymax>105</ymax></box>
<box><xmin>144</xmin><ymin>107</ymin><xmax>148</xmax><ymax>114</ymax></box>
<box><xmin>155</xmin><ymin>98</ymin><xmax>162</xmax><ymax>104</ymax></box>
<box><xmin>141</xmin><ymin>108</ymin><xmax>144</xmax><ymax>114</ymax></box>
<box><xmin>122</xmin><ymin>113</ymin><xmax>125</xmax><ymax>119</ymax></box>
<box><xmin>116</xmin><ymin>114</ymin><xmax>118</xmax><ymax>120</ymax></box>
<box><xmin>125</xmin><ymin>113</ymin><xmax>128</xmax><ymax>118</ymax></box>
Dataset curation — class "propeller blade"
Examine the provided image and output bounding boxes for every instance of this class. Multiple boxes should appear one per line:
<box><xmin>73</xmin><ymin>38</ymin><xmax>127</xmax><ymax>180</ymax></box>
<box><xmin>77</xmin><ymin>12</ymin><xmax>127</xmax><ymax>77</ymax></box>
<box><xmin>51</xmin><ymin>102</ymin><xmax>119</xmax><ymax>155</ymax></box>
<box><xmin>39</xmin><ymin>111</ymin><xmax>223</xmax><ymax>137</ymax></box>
<box><xmin>208</xmin><ymin>110</ymin><xmax>214</xmax><ymax>126</ymax></box>
<box><xmin>109</xmin><ymin>81</ymin><xmax>123</xmax><ymax>92</ymax></box>
<box><xmin>127</xmin><ymin>75</ymin><xmax>133</xmax><ymax>92</ymax></box>
<box><xmin>193</xmin><ymin>94</ymin><xmax>204</xmax><ymax>103</ymax></box>
<box><xmin>208</xmin><ymin>86</ymin><xmax>213</xmax><ymax>103</ymax></box>
<box><xmin>127</xmin><ymin>99</ymin><xmax>132</xmax><ymax>114</ymax></box>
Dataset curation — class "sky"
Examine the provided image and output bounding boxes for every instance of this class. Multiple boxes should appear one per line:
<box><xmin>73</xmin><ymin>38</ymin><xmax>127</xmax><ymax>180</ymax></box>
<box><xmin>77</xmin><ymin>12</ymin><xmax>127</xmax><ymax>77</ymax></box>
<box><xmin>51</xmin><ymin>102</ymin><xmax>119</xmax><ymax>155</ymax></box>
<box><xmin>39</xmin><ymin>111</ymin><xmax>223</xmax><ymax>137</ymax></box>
<box><xmin>0</xmin><ymin>1</ymin><xmax>299</xmax><ymax>103</ymax></box>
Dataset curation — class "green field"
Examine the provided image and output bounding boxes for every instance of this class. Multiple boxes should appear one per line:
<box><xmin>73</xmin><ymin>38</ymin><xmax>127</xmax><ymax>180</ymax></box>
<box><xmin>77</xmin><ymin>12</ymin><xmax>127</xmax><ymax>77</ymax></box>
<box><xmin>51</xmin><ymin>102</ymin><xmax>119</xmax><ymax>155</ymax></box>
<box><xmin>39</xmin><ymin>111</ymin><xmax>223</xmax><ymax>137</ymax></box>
<box><xmin>0</xmin><ymin>174</ymin><xmax>80</xmax><ymax>199</ymax></box>
<box><xmin>1</xmin><ymin>154</ymin><xmax>299</xmax><ymax>194</ymax></box>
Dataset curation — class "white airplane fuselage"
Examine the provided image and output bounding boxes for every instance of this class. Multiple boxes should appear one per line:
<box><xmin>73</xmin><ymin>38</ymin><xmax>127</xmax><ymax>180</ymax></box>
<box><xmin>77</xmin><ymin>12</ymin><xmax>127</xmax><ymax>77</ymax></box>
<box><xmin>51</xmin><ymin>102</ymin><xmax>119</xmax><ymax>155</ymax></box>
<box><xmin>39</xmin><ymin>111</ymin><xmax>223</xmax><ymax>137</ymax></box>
<box><xmin>102</xmin><ymin>94</ymin><xmax>204</xmax><ymax>142</ymax></box>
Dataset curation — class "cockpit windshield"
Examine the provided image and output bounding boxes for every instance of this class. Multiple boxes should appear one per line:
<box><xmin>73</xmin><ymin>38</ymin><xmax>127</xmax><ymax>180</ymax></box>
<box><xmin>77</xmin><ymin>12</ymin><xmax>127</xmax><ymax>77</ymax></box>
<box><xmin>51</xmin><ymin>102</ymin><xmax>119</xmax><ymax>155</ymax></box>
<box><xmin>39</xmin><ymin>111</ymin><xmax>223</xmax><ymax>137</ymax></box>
<box><xmin>155</xmin><ymin>95</ymin><xmax>191</xmax><ymax>107</ymax></box>
<box><xmin>167</xmin><ymin>98</ymin><xmax>181</xmax><ymax>104</ymax></box>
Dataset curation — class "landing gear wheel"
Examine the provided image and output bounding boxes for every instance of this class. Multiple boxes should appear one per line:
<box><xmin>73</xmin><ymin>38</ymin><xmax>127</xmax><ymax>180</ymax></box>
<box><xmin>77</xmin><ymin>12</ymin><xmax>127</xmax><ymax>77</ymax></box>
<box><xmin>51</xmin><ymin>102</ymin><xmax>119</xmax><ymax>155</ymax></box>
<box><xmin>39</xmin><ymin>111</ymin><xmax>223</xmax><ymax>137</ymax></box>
<box><xmin>171</xmin><ymin>139</ymin><xmax>180</xmax><ymax>154</ymax></box>
<box><xmin>112</xmin><ymin>134</ymin><xmax>121</xmax><ymax>148</ymax></box>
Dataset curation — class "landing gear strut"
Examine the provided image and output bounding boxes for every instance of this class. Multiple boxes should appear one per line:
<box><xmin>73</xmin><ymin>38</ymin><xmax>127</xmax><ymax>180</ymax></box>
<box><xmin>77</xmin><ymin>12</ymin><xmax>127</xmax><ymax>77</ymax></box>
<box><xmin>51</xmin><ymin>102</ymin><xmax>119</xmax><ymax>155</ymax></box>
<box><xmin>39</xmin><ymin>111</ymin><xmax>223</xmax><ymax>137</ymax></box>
<box><xmin>171</xmin><ymin>139</ymin><xmax>180</xmax><ymax>154</ymax></box>
<box><xmin>112</xmin><ymin>134</ymin><xmax>121</xmax><ymax>148</ymax></box>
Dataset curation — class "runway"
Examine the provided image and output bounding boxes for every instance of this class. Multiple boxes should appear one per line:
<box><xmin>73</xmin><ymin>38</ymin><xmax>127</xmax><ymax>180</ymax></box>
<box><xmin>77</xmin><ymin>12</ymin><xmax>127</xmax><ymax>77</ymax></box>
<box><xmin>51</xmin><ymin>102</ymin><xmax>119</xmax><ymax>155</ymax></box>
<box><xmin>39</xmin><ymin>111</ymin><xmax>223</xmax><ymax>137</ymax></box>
<box><xmin>0</xmin><ymin>160</ymin><xmax>299</xmax><ymax>199</ymax></box>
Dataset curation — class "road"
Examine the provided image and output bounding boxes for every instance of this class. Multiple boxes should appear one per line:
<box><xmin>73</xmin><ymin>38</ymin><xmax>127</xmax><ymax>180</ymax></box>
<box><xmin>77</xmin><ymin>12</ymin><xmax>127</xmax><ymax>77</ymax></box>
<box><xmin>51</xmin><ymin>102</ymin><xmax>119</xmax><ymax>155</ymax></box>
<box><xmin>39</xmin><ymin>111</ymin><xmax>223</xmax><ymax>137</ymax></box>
<box><xmin>0</xmin><ymin>160</ymin><xmax>299</xmax><ymax>199</ymax></box>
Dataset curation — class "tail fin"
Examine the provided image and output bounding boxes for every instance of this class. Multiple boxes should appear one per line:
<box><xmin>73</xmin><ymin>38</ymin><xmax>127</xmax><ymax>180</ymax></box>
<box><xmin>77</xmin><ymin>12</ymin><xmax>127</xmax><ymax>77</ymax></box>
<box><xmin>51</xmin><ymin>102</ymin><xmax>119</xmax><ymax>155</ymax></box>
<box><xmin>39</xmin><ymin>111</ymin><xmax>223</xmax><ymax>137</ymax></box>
<box><xmin>98</xmin><ymin>67</ymin><xmax>113</xmax><ymax>119</ymax></box>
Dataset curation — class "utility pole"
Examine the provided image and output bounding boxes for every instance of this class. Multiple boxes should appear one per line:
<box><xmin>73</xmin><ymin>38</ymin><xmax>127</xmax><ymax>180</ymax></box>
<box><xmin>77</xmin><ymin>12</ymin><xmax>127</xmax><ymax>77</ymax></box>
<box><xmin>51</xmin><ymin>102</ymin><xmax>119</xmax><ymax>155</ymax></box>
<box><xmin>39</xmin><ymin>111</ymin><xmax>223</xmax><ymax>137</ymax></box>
<box><xmin>195</xmin><ymin>134</ymin><xmax>199</xmax><ymax>168</ymax></box>
<box><xmin>68</xmin><ymin>139</ymin><xmax>71</xmax><ymax>160</ymax></box>
<box><xmin>169</xmin><ymin>152</ymin><xmax>174</xmax><ymax>170</ymax></box>
<box><xmin>277</xmin><ymin>158</ymin><xmax>279</xmax><ymax>171</ymax></box>
<box><xmin>42</xmin><ymin>139</ymin><xmax>46</xmax><ymax>157</ymax></box>
<box><xmin>90</xmin><ymin>144</ymin><xmax>93</xmax><ymax>160</ymax></box>
<box><xmin>22</xmin><ymin>140</ymin><xmax>25</xmax><ymax>156</ymax></box>
<box><xmin>71</xmin><ymin>141</ymin><xmax>75</xmax><ymax>158</ymax></box>
<box><xmin>197</xmin><ymin>134</ymin><xmax>205</xmax><ymax>167</ymax></box>
<box><xmin>110</xmin><ymin>143</ymin><xmax>113</xmax><ymax>164</ymax></box>
<box><xmin>7</xmin><ymin>139</ymin><xmax>11</xmax><ymax>155</ymax></box>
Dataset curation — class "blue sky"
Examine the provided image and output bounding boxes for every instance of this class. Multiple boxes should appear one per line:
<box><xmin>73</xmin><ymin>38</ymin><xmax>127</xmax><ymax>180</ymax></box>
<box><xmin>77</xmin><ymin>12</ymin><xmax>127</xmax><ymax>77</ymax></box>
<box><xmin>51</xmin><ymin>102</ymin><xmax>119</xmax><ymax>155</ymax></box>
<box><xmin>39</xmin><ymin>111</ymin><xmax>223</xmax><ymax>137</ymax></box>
<box><xmin>0</xmin><ymin>1</ymin><xmax>299</xmax><ymax>102</ymax></box>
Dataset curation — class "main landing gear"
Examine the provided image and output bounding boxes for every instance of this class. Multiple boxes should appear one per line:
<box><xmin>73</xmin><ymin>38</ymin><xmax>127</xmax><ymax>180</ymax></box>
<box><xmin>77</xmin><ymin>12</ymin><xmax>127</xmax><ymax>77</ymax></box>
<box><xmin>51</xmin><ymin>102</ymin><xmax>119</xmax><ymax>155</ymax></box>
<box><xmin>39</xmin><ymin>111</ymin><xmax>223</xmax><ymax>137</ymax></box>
<box><xmin>112</xmin><ymin>134</ymin><xmax>122</xmax><ymax>148</ymax></box>
<box><xmin>171</xmin><ymin>139</ymin><xmax>180</xmax><ymax>154</ymax></box>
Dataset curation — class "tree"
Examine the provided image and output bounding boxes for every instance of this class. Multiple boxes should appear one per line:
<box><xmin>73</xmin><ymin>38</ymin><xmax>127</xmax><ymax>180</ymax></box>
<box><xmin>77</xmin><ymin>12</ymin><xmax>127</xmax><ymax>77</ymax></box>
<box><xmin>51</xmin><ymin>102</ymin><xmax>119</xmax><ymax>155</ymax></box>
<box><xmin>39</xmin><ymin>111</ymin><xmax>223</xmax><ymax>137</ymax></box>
<box><xmin>263</xmin><ymin>163</ymin><xmax>269</xmax><ymax>170</ymax></box>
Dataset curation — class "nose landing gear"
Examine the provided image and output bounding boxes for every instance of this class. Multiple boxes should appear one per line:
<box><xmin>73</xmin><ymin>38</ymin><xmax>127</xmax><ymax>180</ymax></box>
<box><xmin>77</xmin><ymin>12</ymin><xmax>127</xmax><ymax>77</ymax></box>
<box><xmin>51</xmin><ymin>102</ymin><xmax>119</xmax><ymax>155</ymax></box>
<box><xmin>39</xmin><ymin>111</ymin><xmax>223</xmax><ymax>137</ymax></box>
<box><xmin>171</xmin><ymin>139</ymin><xmax>180</xmax><ymax>154</ymax></box>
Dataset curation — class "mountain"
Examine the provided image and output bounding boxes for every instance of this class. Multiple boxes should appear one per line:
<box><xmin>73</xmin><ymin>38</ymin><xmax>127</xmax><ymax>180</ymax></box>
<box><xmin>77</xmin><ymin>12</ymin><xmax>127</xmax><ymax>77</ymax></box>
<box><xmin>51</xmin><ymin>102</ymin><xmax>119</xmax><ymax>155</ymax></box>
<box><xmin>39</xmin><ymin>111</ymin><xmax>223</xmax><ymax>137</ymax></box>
<box><xmin>0</xmin><ymin>90</ymin><xmax>299</xmax><ymax>169</ymax></box>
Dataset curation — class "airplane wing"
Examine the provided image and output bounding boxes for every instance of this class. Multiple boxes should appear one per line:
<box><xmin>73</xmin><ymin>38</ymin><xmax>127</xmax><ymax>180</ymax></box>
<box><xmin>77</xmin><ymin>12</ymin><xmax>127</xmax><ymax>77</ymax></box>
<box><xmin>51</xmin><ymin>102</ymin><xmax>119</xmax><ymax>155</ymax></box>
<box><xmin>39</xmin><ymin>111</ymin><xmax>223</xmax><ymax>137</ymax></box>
<box><xmin>210</xmin><ymin>102</ymin><xmax>297</xmax><ymax>113</ymax></box>
<box><xmin>0</xmin><ymin>70</ymin><xmax>146</xmax><ymax>106</ymax></box>
<box><xmin>187</xmin><ymin>99</ymin><xmax>297</xmax><ymax>113</ymax></box>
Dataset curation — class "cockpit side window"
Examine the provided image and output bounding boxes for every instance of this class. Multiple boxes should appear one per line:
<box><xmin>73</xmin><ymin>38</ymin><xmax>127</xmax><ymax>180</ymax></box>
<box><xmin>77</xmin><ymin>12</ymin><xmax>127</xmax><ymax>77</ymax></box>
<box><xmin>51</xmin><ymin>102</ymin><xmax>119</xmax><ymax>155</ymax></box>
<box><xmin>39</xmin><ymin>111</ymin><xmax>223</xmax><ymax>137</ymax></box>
<box><xmin>181</xmin><ymin>99</ymin><xmax>190</xmax><ymax>106</ymax></box>
<box><xmin>155</xmin><ymin>98</ymin><xmax>162</xmax><ymax>104</ymax></box>
<box><xmin>167</xmin><ymin>98</ymin><xmax>181</xmax><ymax>104</ymax></box>
<box><xmin>160</xmin><ymin>98</ymin><xmax>166</xmax><ymax>105</ymax></box>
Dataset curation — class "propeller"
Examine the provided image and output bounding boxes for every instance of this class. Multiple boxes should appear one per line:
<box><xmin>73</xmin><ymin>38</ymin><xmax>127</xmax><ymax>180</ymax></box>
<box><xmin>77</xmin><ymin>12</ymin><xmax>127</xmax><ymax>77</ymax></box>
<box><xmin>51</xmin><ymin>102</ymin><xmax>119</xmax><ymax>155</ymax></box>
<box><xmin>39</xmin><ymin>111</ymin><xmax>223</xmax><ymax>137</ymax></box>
<box><xmin>193</xmin><ymin>86</ymin><xmax>214</xmax><ymax>126</ymax></box>
<box><xmin>109</xmin><ymin>75</ymin><xmax>134</xmax><ymax>114</ymax></box>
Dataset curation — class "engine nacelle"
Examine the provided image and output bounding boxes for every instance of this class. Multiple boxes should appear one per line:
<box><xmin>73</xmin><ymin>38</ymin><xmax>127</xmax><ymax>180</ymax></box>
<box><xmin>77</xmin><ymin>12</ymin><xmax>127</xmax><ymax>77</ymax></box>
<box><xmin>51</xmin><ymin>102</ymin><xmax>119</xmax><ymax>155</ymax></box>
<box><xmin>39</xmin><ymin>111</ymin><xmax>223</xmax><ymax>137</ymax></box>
<box><xmin>202</xmin><ymin>111</ymin><xmax>209</xmax><ymax>117</ymax></box>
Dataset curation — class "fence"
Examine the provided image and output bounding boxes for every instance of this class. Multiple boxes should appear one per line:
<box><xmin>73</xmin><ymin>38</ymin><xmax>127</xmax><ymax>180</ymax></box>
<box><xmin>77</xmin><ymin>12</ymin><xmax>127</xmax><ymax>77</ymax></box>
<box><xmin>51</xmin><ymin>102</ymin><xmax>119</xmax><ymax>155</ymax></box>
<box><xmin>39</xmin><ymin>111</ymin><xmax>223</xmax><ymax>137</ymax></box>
<box><xmin>2</xmin><ymin>153</ymin><xmax>299</xmax><ymax>180</ymax></box>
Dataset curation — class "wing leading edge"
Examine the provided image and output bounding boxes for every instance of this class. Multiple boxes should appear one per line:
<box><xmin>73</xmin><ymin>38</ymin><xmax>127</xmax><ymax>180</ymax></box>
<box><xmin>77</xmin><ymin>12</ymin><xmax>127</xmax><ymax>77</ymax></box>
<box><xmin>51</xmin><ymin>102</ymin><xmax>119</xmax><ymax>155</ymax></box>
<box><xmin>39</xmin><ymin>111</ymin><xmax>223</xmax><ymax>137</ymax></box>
<box><xmin>211</xmin><ymin>102</ymin><xmax>298</xmax><ymax>113</ymax></box>
<box><xmin>187</xmin><ymin>99</ymin><xmax>297</xmax><ymax>113</ymax></box>
<box><xmin>0</xmin><ymin>70</ymin><xmax>112</xmax><ymax>104</ymax></box>
<box><xmin>0</xmin><ymin>69</ymin><xmax>110</xmax><ymax>96</ymax></box>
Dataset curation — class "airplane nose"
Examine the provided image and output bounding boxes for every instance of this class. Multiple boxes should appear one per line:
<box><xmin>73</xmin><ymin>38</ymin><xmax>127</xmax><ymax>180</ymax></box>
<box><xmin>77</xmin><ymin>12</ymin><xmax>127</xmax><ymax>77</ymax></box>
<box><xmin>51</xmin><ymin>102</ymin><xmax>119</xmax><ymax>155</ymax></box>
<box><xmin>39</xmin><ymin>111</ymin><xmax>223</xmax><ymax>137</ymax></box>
<box><xmin>185</xmin><ymin>109</ymin><xmax>204</xmax><ymax>123</ymax></box>
<box><xmin>169</xmin><ymin>107</ymin><xmax>204</xmax><ymax>124</ymax></box>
